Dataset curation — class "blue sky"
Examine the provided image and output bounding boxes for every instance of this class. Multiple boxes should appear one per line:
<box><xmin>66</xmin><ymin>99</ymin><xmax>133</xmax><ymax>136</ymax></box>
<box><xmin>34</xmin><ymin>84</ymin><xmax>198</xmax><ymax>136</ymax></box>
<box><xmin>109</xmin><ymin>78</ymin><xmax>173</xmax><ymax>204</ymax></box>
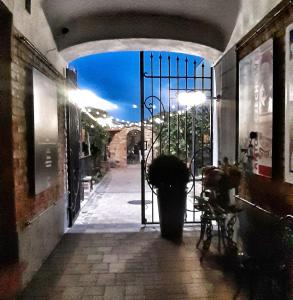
<box><xmin>69</xmin><ymin>51</ymin><xmax>205</xmax><ymax>122</ymax></box>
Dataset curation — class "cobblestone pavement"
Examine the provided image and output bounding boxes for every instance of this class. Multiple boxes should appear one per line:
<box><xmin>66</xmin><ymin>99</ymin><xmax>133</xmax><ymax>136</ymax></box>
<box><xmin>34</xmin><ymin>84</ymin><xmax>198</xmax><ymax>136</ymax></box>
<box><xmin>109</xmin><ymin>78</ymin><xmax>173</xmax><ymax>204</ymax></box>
<box><xmin>19</xmin><ymin>230</ymin><xmax>247</xmax><ymax>300</ymax></box>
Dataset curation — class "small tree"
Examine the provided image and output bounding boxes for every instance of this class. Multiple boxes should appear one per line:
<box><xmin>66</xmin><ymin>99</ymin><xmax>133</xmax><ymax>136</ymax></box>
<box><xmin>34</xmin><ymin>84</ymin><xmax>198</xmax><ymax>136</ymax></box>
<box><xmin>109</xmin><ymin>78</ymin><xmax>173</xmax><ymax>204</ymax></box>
<box><xmin>152</xmin><ymin>104</ymin><xmax>211</xmax><ymax>171</ymax></box>
<box><xmin>81</xmin><ymin>110</ymin><xmax>109</xmax><ymax>164</ymax></box>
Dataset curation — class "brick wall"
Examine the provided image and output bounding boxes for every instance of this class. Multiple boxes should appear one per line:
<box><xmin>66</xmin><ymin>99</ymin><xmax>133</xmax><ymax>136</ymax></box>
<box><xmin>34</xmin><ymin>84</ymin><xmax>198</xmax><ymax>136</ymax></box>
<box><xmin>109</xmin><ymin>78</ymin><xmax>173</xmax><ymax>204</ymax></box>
<box><xmin>237</xmin><ymin>4</ymin><xmax>293</xmax><ymax>214</ymax></box>
<box><xmin>11</xmin><ymin>28</ymin><xmax>66</xmax><ymax>228</ymax></box>
<box><xmin>3</xmin><ymin>27</ymin><xmax>67</xmax><ymax>292</ymax></box>
<box><xmin>109</xmin><ymin>126</ymin><xmax>152</xmax><ymax>167</ymax></box>
<box><xmin>0</xmin><ymin>2</ymin><xmax>67</xmax><ymax>295</ymax></box>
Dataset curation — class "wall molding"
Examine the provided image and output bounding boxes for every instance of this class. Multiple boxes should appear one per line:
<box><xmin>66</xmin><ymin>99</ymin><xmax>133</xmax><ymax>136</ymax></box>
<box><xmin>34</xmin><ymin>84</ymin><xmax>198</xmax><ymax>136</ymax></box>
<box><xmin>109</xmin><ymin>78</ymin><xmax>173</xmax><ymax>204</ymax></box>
<box><xmin>236</xmin><ymin>0</ymin><xmax>293</xmax><ymax>51</ymax></box>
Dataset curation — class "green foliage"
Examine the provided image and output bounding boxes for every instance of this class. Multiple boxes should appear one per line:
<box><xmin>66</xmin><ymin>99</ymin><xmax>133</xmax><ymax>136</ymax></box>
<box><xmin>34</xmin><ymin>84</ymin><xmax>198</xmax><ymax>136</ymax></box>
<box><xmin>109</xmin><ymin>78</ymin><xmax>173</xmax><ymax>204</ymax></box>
<box><xmin>81</xmin><ymin>110</ymin><xmax>109</xmax><ymax>162</ymax></box>
<box><xmin>147</xmin><ymin>155</ymin><xmax>190</xmax><ymax>188</ymax></box>
<box><xmin>152</xmin><ymin>104</ymin><xmax>211</xmax><ymax>167</ymax></box>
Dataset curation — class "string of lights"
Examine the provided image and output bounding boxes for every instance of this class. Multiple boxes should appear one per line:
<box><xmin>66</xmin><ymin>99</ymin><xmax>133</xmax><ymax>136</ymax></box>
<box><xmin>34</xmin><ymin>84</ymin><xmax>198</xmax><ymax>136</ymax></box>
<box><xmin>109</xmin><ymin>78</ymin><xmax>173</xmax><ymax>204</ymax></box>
<box><xmin>69</xmin><ymin>88</ymin><xmax>209</xmax><ymax>130</ymax></box>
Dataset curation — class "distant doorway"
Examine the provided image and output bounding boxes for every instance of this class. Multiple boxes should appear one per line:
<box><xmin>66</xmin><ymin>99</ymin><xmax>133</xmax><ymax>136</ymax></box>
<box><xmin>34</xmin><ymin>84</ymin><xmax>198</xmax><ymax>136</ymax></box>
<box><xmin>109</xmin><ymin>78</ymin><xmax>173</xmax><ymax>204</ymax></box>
<box><xmin>127</xmin><ymin>129</ymin><xmax>141</xmax><ymax>164</ymax></box>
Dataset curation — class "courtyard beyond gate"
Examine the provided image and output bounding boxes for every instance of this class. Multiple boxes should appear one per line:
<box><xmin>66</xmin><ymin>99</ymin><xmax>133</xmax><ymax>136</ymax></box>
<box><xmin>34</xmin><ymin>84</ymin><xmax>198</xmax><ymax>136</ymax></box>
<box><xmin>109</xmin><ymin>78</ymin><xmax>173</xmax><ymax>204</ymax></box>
<box><xmin>73</xmin><ymin>165</ymin><xmax>201</xmax><ymax>230</ymax></box>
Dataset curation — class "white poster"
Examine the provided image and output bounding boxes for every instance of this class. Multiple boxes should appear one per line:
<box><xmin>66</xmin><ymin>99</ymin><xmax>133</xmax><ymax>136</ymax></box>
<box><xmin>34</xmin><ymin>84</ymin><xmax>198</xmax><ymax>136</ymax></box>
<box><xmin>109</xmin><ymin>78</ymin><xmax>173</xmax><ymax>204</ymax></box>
<box><xmin>239</xmin><ymin>39</ymin><xmax>273</xmax><ymax>177</ymax></box>
<box><xmin>285</xmin><ymin>24</ymin><xmax>293</xmax><ymax>183</ymax></box>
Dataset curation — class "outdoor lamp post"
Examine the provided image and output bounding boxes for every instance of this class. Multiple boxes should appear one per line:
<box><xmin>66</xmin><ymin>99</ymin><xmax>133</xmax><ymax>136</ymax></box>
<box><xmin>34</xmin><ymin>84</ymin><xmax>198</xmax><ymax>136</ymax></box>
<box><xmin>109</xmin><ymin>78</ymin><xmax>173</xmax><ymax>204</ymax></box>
<box><xmin>178</xmin><ymin>91</ymin><xmax>206</xmax><ymax>176</ymax></box>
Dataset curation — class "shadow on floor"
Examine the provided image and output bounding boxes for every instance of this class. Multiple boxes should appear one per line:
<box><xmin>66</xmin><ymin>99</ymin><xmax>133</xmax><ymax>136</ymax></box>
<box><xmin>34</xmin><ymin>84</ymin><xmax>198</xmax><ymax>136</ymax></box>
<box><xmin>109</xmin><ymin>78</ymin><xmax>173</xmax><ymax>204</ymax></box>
<box><xmin>19</xmin><ymin>230</ymin><xmax>251</xmax><ymax>300</ymax></box>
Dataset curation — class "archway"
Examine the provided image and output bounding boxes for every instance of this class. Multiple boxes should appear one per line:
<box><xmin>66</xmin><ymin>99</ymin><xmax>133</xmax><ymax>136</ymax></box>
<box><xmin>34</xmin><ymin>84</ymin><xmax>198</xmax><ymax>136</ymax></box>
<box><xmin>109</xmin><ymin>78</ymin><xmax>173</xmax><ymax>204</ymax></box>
<box><xmin>108</xmin><ymin>125</ymin><xmax>152</xmax><ymax>168</ymax></box>
<box><xmin>127</xmin><ymin>129</ymin><xmax>141</xmax><ymax>165</ymax></box>
<box><xmin>61</xmin><ymin>5</ymin><xmax>225</xmax><ymax>225</ymax></box>
<box><xmin>42</xmin><ymin>0</ymin><xmax>242</xmax><ymax>63</ymax></box>
<box><xmin>70</xmin><ymin>50</ymin><xmax>213</xmax><ymax>227</ymax></box>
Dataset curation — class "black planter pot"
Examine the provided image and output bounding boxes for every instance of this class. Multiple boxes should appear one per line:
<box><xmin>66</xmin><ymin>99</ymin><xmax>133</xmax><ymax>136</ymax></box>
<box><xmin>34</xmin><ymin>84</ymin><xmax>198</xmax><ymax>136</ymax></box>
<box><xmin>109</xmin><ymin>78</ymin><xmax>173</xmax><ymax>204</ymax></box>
<box><xmin>157</xmin><ymin>185</ymin><xmax>186</xmax><ymax>241</ymax></box>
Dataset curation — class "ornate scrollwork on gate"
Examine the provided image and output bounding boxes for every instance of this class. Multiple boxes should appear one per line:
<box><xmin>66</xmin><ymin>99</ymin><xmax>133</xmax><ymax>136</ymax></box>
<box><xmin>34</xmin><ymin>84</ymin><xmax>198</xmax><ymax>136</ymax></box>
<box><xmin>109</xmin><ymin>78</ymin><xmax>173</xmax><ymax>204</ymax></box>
<box><xmin>144</xmin><ymin>95</ymin><xmax>166</xmax><ymax>194</ymax></box>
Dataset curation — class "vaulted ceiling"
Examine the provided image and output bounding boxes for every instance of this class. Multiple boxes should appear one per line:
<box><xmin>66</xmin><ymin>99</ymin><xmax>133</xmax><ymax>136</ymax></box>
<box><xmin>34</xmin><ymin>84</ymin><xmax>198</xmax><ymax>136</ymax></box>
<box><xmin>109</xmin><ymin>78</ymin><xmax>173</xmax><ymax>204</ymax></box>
<box><xmin>42</xmin><ymin>0</ymin><xmax>241</xmax><ymax>61</ymax></box>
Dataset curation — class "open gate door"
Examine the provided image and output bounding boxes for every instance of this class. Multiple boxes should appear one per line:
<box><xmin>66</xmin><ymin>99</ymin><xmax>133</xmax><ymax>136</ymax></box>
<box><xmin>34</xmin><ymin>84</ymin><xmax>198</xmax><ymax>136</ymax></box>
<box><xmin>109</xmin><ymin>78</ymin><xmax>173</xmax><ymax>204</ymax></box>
<box><xmin>67</xmin><ymin>100</ymin><xmax>81</xmax><ymax>227</ymax></box>
<box><xmin>140</xmin><ymin>51</ymin><xmax>213</xmax><ymax>224</ymax></box>
<box><xmin>66</xmin><ymin>70</ymin><xmax>82</xmax><ymax>227</ymax></box>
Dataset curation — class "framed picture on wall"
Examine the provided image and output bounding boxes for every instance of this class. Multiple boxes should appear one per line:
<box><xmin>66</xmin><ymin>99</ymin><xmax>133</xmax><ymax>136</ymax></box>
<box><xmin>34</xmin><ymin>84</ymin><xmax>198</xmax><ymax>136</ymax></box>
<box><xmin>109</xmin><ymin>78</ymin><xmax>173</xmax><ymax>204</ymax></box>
<box><xmin>285</xmin><ymin>24</ymin><xmax>293</xmax><ymax>183</ymax></box>
<box><xmin>239</xmin><ymin>39</ymin><xmax>273</xmax><ymax>178</ymax></box>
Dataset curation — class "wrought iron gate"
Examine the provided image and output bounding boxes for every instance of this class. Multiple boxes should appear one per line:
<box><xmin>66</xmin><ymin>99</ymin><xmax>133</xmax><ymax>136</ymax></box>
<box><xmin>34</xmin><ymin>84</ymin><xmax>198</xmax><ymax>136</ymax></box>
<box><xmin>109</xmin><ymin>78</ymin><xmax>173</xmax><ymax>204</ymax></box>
<box><xmin>140</xmin><ymin>51</ymin><xmax>213</xmax><ymax>224</ymax></box>
<box><xmin>67</xmin><ymin>101</ymin><xmax>81</xmax><ymax>227</ymax></box>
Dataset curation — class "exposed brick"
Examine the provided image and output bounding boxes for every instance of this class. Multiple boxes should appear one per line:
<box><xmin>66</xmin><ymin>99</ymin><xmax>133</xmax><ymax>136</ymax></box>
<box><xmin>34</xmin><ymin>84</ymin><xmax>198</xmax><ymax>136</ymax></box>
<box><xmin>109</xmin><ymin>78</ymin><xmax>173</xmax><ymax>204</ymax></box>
<box><xmin>109</xmin><ymin>126</ymin><xmax>152</xmax><ymax>168</ymax></box>
<box><xmin>10</xmin><ymin>28</ymin><xmax>67</xmax><ymax>229</ymax></box>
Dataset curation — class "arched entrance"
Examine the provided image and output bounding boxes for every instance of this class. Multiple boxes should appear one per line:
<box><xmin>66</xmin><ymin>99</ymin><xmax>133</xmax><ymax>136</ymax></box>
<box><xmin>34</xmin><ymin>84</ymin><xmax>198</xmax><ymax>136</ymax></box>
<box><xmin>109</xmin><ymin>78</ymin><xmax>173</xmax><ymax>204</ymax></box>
<box><xmin>108</xmin><ymin>125</ymin><xmax>152</xmax><ymax>168</ymax></box>
<box><xmin>67</xmin><ymin>49</ymin><xmax>214</xmax><ymax>227</ymax></box>
<box><xmin>42</xmin><ymin>0</ymin><xmax>242</xmax><ymax>63</ymax></box>
<box><xmin>127</xmin><ymin>129</ymin><xmax>141</xmax><ymax>165</ymax></box>
<box><xmin>39</xmin><ymin>0</ymin><xmax>243</xmax><ymax>230</ymax></box>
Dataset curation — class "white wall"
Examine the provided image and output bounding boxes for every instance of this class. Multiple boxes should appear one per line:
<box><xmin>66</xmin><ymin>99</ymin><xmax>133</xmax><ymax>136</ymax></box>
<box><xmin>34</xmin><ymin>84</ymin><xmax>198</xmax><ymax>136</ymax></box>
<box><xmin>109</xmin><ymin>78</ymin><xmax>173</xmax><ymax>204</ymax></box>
<box><xmin>1</xmin><ymin>0</ymin><xmax>13</xmax><ymax>11</ymax></box>
<box><xmin>2</xmin><ymin>0</ymin><xmax>281</xmax><ymax>70</ymax></box>
<box><xmin>225</xmin><ymin>0</ymin><xmax>281</xmax><ymax>52</ymax></box>
<box><xmin>1</xmin><ymin>0</ymin><xmax>67</xmax><ymax>73</ymax></box>
<box><xmin>62</xmin><ymin>38</ymin><xmax>222</xmax><ymax>64</ymax></box>
<box><xmin>215</xmin><ymin>0</ymin><xmax>281</xmax><ymax>163</ymax></box>
<box><xmin>214</xmin><ymin>47</ymin><xmax>237</xmax><ymax>164</ymax></box>
<box><xmin>18</xmin><ymin>199</ymin><xmax>64</xmax><ymax>286</ymax></box>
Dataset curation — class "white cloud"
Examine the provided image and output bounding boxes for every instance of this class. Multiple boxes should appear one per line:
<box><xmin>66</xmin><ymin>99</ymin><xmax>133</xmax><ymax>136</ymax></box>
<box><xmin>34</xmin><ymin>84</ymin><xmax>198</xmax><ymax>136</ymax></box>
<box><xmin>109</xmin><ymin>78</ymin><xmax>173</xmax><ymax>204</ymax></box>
<box><xmin>68</xmin><ymin>89</ymin><xmax>118</xmax><ymax>111</ymax></box>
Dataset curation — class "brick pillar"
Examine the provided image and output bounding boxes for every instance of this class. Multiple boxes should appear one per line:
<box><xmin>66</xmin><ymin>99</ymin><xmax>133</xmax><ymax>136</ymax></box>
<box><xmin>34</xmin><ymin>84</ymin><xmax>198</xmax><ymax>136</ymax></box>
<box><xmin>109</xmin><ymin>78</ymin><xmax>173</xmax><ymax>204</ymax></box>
<box><xmin>0</xmin><ymin>2</ymin><xmax>21</xmax><ymax>298</ymax></box>
<box><xmin>0</xmin><ymin>1</ymin><xmax>18</xmax><ymax>264</ymax></box>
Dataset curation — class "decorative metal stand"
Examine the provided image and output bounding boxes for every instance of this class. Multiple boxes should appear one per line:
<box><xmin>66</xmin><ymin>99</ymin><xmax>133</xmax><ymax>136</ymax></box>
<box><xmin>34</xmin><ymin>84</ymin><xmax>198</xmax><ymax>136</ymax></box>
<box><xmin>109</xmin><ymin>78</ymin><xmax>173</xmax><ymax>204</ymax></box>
<box><xmin>195</xmin><ymin>191</ymin><xmax>241</xmax><ymax>262</ymax></box>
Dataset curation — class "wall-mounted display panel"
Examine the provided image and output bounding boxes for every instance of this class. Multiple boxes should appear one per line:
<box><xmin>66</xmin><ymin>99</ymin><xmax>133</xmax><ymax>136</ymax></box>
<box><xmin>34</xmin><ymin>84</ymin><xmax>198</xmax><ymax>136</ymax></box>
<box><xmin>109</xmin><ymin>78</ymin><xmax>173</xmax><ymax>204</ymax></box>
<box><xmin>33</xmin><ymin>68</ymin><xmax>58</xmax><ymax>194</ymax></box>
<box><xmin>239</xmin><ymin>39</ymin><xmax>273</xmax><ymax>178</ymax></box>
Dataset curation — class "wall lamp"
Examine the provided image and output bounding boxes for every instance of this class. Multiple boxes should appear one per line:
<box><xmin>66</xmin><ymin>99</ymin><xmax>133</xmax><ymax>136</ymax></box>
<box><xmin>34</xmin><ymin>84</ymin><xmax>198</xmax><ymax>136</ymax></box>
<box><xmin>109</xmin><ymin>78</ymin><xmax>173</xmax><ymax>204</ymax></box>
<box><xmin>215</xmin><ymin>94</ymin><xmax>222</xmax><ymax>102</ymax></box>
<box><xmin>178</xmin><ymin>91</ymin><xmax>222</xmax><ymax>106</ymax></box>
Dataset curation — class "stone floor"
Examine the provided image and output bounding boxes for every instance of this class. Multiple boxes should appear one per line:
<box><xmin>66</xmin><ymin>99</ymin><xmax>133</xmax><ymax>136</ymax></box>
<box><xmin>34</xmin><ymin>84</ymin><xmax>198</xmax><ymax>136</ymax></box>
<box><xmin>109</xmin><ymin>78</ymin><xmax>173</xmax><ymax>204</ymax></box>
<box><xmin>19</xmin><ymin>166</ymin><xmax>248</xmax><ymax>299</ymax></box>
<box><xmin>19</xmin><ymin>230</ymin><xmax>247</xmax><ymax>300</ymax></box>
<box><xmin>74</xmin><ymin>165</ymin><xmax>144</xmax><ymax>233</ymax></box>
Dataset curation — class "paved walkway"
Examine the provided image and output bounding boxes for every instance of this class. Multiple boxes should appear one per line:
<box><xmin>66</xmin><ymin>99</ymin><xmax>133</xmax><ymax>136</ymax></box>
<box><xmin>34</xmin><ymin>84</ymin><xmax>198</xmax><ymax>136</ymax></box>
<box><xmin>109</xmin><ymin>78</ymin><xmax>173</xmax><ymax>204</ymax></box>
<box><xmin>76</xmin><ymin>164</ymin><xmax>201</xmax><ymax>230</ymax></box>
<box><xmin>19</xmin><ymin>166</ymin><xmax>247</xmax><ymax>299</ymax></box>
<box><xmin>73</xmin><ymin>165</ymin><xmax>144</xmax><ymax>233</ymax></box>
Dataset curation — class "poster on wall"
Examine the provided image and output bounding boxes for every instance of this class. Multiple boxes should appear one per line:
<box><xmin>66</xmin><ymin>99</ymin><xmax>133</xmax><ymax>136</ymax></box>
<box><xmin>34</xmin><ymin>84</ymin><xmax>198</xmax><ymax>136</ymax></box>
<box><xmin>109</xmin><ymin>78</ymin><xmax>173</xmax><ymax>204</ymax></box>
<box><xmin>239</xmin><ymin>39</ymin><xmax>273</xmax><ymax>178</ymax></box>
<box><xmin>285</xmin><ymin>24</ymin><xmax>293</xmax><ymax>183</ymax></box>
<box><xmin>33</xmin><ymin>68</ymin><xmax>58</xmax><ymax>194</ymax></box>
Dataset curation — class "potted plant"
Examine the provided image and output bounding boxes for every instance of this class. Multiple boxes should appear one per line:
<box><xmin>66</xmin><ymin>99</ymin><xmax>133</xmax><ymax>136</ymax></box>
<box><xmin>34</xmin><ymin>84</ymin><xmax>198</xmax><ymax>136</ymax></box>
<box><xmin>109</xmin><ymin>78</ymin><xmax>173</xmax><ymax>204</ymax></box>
<box><xmin>147</xmin><ymin>155</ymin><xmax>190</xmax><ymax>240</ymax></box>
<box><xmin>202</xmin><ymin>164</ymin><xmax>241</xmax><ymax>210</ymax></box>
